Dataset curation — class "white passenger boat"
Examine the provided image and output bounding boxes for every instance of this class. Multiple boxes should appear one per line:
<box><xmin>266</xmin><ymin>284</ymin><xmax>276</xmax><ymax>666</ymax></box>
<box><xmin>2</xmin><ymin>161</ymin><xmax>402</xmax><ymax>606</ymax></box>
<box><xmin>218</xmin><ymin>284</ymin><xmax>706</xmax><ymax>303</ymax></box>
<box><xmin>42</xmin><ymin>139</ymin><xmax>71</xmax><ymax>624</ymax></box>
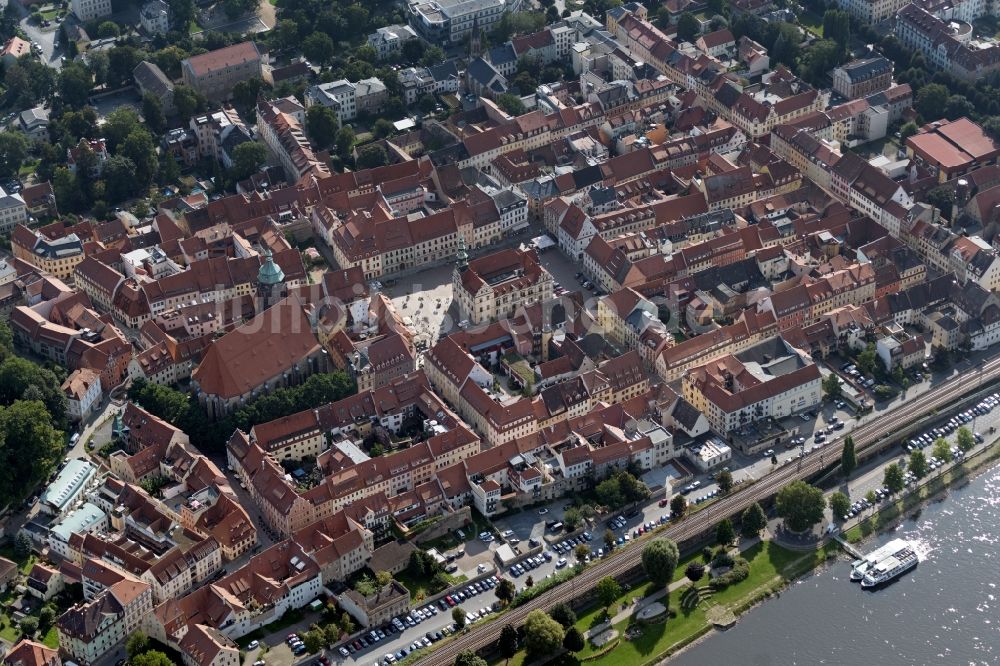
<box><xmin>850</xmin><ymin>538</ymin><xmax>908</xmax><ymax>582</ymax></box>
<box><xmin>861</xmin><ymin>545</ymin><xmax>918</xmax><ymax>588</ymax></box>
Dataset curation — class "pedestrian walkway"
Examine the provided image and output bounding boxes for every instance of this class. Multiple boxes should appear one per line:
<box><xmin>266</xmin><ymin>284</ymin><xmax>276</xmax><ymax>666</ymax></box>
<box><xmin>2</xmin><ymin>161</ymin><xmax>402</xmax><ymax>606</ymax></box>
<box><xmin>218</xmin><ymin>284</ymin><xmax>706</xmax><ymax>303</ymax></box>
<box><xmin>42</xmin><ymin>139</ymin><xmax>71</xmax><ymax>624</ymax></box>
<box><xmin>831</xmin><ymin>534</ymin><xmax>862</xmax><ymax>559</ymax></box>
<box><xmin>584</xmin><ymin>535</ymin><xmax>762</xmax><ymax>638</ymax></box>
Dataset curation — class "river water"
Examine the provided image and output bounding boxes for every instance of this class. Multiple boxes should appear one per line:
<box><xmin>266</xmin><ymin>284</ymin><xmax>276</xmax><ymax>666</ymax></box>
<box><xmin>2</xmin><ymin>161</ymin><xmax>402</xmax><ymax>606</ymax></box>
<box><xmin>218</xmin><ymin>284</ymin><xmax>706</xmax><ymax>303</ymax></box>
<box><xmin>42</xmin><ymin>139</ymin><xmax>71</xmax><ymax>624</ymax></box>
<box><xmin>669</xmin><ymin>463</ymin><xmax>1000</xmax><ymax>666</ymax></box>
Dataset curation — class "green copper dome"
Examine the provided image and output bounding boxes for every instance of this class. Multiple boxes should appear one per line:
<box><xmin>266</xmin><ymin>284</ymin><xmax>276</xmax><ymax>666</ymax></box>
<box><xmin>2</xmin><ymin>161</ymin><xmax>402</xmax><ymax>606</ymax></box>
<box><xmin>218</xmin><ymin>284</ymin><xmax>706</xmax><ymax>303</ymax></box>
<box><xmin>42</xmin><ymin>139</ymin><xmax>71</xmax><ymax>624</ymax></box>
<box><xmin>258</xmin><ymin>249</ymin><xmax>285</xmax><ymax>285</ymax></box>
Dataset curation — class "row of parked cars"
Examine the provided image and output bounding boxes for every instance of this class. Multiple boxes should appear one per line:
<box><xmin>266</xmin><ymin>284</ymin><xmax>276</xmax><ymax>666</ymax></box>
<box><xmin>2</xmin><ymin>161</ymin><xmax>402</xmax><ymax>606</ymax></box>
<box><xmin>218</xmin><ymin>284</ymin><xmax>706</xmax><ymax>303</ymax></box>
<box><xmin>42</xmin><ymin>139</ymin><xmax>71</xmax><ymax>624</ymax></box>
<box><xmin>552</xmin><ymin>531</ymin><xmax>592</xmax><ymax>555</ymax></box>
<box><xmin>336</xmin><ymin>599</ymin><xmax>449</xmax><ymax>658</ymax></box>
<box><xmin>378</xmin><ymin>625</ymin><xmax>460</xmax><ymax>664</ymax></box>
<box><xmin>905</xmin><ymin>393</ymin><xmax>996</xmax><ymax>452</ymax></box>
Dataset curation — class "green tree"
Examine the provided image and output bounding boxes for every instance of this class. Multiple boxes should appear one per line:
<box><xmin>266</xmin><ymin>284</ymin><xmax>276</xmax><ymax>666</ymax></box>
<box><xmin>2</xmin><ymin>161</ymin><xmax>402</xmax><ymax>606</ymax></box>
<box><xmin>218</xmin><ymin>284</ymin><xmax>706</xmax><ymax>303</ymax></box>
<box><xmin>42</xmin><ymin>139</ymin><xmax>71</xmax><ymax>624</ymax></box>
<box><xmin>0</xmin><ymin>132</ymin><xmax>30</xmax><ymax>179</ymax></box>
<box><xmin>523</xmin><ymin>610</ymin><xmax>564</xmax><ymax>657</ymax></box>
<box><xmin>375</xmin><ymin>570</ymin><xmax>393</xmax><ymax>587</ymax></box>
<box><xmin>131</xmin><ymin>652</ymin><xmax>174</xmax><ymax>666</ymax></box>
<box><xmin>454</xmin><ymin>652</ymin><xmax>487</xmax><ymax>666</ymax></box>
<box><xmin>495</xmin><ymin>578</ymin><xmax>516</xmax><ymax>605</ymax></box>
<box><xmin>302</xmin><ymin>629</ymin><xmax>325</xmax><ymax>654</ymax></box>
<box><xmin>899</xmin><ymin>120</ymin><xmax>920</xmax><ymax>141</ymax></box>
<box><xmin>339</xmin><ymin>612</ymin><xmax>355</xmax><ymax>636</ymax></box>
<box><xmin>323</xmin><ymin>622</ymin><xmax>340</xmax><ymax>646</ymax></box>
<box><xmin>357</xmin><ymin>144</ymin><xmax>388</xmax><ymax>169</ymax></box>
<box><xmin>740</xmin><ymin>501</ymin><xmax>767</xmax><ymax>538</ymax></box>
<box><xmin>126</xmin><ymin>631</ymin><xmax>150</xmax><ymax>658</ymax></box>
<box><xmin>230</xmin><ymin>141</ymin><xmax>268</xmax><ymax>181</ymax></box>
<box><xmin>775</xmin><ymin>480</ymin><xmax>826</xmax><ymax>532</ymax></box>
<box><xmin>306</xmin><ymin>104</ymin><xmax>339</xmax><ymax>149</ymax></box>
<box><xmin>302</xmin><ymin>32</ymin><xmax>335</xmax><ymax>65</ymax></box>
<box><xmin>13</xmin><ymin>533</ymin><xmax>31</xmax><ymax>559</ymax></box>
<box><xmin>829</xmin><ymin>491</ymin><xmax>851</xmax><ymax>520</ymax></box>
<box><xmin>103</xmin><ymin>107</ymin><xmax>143</xmax><ymax>152</ymax></box>
<box><xmin>670</xmin><ymin>494</ymin><xmax>688</xmax><ymax>518</ymax></box>
<box><xmin>372</xmin><ymin>118</ymin><xmax>394</xmax><ymax>138</ymax></box>
<box><xmin>603</xmin><ymin>528</ymin><xmax>616</xmax><ymax>551</ymax></box>
<box><xmin>4</xmin><ymin>56</ymin><xmax>55</xmax><ymax>108</ymax></box>
<box><xmin>908</xmin><ymin>449</ymin><xmax>928</xmax><ymax>478</ymax></box>
<box><xmin>96</xmin><ymin>20</ymin><xmax>120</xmax><ymax>38</ymax></box>
<box><xmin>677</xmin><ymin>12</ymin><xmax>700</xmax><ymax>41</ymax></box>
<box><xmin>169</xmin><ymin>0</ymin><xmax>194</xmax><ymax>31</ymax></box>
<box><xmin>52</xmin><ymin>167</ymin><xmax>85</xmax><ymax>213</ymax></box>
<box><xmin>231</xmin><ymin>78</ymin><xmax>265</xmax><ymax>116</ymax></box>
<box><xmin>172</xmin><ymin>84</ymin><xmax>203</xmax><ymax>119</ymax></box>
<box><xmin>574</xmin><ymin>543</ymin><xmax>590</xmax><ymax>562</ymax></box>
<box><xmin>856</xmin><ymin>343</ymin><xmax>878</xmax><ymax>376</ymax></box>
<box><xmin>956</xmin><ymin>426</ymin><xmax>975</xmax><ymax>452</ymax></box>
<box><xmin>402</xmin><ymin>39</ymin><xmax>426</xmax><ymax>63</ymax></box>
<box><xmin>420</xmin><ymin>45</ymin><xmax>445</xmax><ymax>66</ymax></box>
<box><xmin>452</xmin><ymin>606</ymin><xmax>467</xmax><ymax>629</ymax></box>
<box><xmin>418</xmin><ymin>93</ymin><xmax>437</xmax><ymax>114</ymax></box>
<box><xmin>841</xmin><ymin>436</ymin><xmax>857</xmax><ymax>477</ymax></box>
<box><xmin>822</xmin><ymin>373</ymin><xmax>842</xmax><ymax>400</ymax></box>
<box><xmin>103</xmin><ymin>155</ymin><xmax>139</xmax><ymax>203</ymax></box>
<box><xmin>595</xmin><ymin>576</ymin><xmax>621</xmax><ymax>613</ymax></box>
<box><xmin>641</xmin><ymin>538</ymin><xmax>679</xmax><ymax>587</ymax></box>
<box><xmin>916</xmin><ymin>83</ymin><xmax>949</xmax><ymax>121</ymax></box>
<box><xmin>944</xmin><ymin>94</ymin><xmax>975</xmax><ymax>121</ymax></box>
<box><xmin>222</xmin><ymin>0</ymin><xmax>257</xmax><ymax>19</ymax></box>
<box><xmin>496</xmin><ymin>93</ymin><xmax>526</xmax><ymax>116</ymax></box>
<box><xmin>107</xmin><ymin>46</ymin><xmax>143</xmax><ymax>88</ymax></box>
<box><xmin>56</xmin><ymin>108</ymin><xmax>99</xmax><ymax>144</ymax></box>
<box><xmin>498</xmin><ymin>624</ymin><xmax>519</xmax><ymax>661</ymax></box>
<box><xmin>883</xmin><ymin>463</ymin><xmax>905</xmax><ymax>495</ymax></box>
<box><xmin>716</xmin><ymin>469</ymin><xmax>734</xmax><ymax>494</ymax></box>
<box><xmin>716</xmin><ymin>518</ymin><xmax>736</xmax><ymax>546</ymax></box>
<box><xmin>549</xmin><ymin>603</ymin><xmax>576</xmax><ymax>629</ymax></box>
<box><xmin>685</xmin><ymin>561</ymin><xmax>705</xmax><ymax>582</ymax></box>
<box><xmin>58</xmin><ymin>62</ymin><xmax>94</xmax><ymax>109</ymax></box>
<box><xmin>563</xmin><ymin>507</ymin><xmax>582</xmax><ymax>531</ymax></box>
<box><xmin>344</xmin><ymin>3</ymin><xmax>370</xmax><ymax>31</ymax></box>
<box><xmin>19</xmin><ymin>616</ymin><xmax>38</xmax><ymax>637</ymax></box>
<box><xmin>0</xmin><ymin>400</ymin><xmax>64</xmax><ymax>509</ymax></box>
<box><xmin>933</xmin><ymin>437</ymin><xmax>952</xmax><ymax>463</ymax></box>
<box><xmin>563</xmin><ymin>626</ymin><xmax>585</xmax><ymax>653</ymax></box>
<box><xmin>596</xmin><ymin>477</ymin><xmax>625</xmax><ymax>508</ymax></box>
<box><xmin>142</xmin><ymin>93</ymin><xmax>167</xmax><ymax>134</ymax></box>
<box><xmin>864</xmin><ymin>489</ymin><xmax>878</xmax><ymax>510</ymax></box>
<box><xmin>38</xmin><ymin>606</ymin><xmax>55</xmax><ymax>629</ymax></box>
<box><xmin>822</xmin><ymin>9</ymin><xmax>850</xmax><ymax>48</ymax></box>
<box><xmin>121</xmin><ymin>128</ymin><xmax>160</xmax><ymax>185</ymax></box>
<box><xmin>335</xmin><ymin>126</ymin><xmax>356</xmax><ymax>158</ymax></box>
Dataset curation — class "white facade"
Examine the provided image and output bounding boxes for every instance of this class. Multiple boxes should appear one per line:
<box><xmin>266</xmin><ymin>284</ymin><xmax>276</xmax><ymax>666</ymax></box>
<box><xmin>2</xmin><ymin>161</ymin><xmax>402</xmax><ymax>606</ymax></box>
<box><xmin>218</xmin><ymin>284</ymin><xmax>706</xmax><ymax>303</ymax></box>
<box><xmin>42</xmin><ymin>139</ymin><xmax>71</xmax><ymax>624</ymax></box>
<box><xmin>0</xmin><ymin>187</ymin><xmax>27</xmax><ymax>234</ymax></box>
<box><xmin>306</xmin><ymin>80</ymin><xmax>357</xmax><ymax>124</ymax></box>
<box><xmin>367</xmin><ymin>24</ymin><xmax>418</xmax><ymax>60</ymax></box>
<box><xmin>140</xmin><ymin>0</ymin><xmax>170</xmax><ymax>34</ymax></box>
<box><xmin>71</xmin><ymin>0</ymin><xmax>112</xmax><ymax>21</ymax></box>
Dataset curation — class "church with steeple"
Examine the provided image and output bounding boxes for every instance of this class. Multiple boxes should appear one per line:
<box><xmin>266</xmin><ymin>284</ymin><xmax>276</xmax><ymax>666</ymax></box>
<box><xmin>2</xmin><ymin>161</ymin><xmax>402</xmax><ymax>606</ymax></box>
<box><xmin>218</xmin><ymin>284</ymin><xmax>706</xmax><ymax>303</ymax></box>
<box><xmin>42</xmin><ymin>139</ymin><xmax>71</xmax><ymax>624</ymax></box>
<box><xmin>256</xmin><ymin>249</ymin><xmax>287</xmax><ymax>312</ymax></box>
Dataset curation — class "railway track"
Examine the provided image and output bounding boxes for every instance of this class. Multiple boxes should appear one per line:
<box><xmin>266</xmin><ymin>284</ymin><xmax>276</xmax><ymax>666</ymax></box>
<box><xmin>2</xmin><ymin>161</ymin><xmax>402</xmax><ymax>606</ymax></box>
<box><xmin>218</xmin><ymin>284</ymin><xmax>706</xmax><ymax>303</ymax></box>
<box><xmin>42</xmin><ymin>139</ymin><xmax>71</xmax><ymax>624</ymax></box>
<box><xmin>419</xmin><ymin>359</ymin><xmax>1000</xmax><ymax>664</ymax></box>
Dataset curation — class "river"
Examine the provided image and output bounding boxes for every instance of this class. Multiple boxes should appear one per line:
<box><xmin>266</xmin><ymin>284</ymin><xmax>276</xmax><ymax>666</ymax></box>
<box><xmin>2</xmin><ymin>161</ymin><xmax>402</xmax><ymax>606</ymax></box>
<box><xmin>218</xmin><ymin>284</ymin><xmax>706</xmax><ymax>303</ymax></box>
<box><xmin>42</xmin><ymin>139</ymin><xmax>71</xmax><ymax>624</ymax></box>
<box><xmin>668</xmin><ymin>463</ymin><xmax>1000</xmax><ymax>666</ymax></box>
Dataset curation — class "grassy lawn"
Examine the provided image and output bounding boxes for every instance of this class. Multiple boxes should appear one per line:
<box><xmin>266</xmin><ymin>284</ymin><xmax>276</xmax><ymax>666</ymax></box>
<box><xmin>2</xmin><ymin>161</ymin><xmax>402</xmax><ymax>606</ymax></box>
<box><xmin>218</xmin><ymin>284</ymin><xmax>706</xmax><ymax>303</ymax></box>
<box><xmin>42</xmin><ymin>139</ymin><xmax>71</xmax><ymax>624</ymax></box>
<box><xmin>395</xmin><ymin>569</ymin><xmax>467</xmax><ymax>604</ymax></box>
<box><xmin>0</xmin><ymin>545</ymin><xmax>37</xmax><ymax>574</ymax></box>
<box><xmin>18</xmin><ymin>160</ymin><xmax>39</xmax><ymax>178</ymax></box>
<box><xmin>799</xmin><ymin>10</ymin><xmax>824</xmax><ymax>37</ymax></box>
<box><xmin>188</xmin><ymin>19</ymin><xmax>200</xmax><ymax>34</ymax></box>
<box><xmin>0</xmin><ymin>622</ymin><xmax>19</xmax><ymax>643</ymax></box>
<box><xmin>40</xmin><ymin>625</ymin><xmax>58</xmax><ymax>648</ymax></box>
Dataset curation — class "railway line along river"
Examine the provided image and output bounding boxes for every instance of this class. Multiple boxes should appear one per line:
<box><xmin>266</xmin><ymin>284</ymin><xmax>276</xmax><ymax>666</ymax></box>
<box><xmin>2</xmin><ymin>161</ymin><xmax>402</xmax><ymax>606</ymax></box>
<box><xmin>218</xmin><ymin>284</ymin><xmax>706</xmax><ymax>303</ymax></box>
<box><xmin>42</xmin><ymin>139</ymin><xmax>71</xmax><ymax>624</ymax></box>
<box><xmin>668</xmin><ymin>462</ymin><xmax>1000</xmax><ymax>666</ymax></box>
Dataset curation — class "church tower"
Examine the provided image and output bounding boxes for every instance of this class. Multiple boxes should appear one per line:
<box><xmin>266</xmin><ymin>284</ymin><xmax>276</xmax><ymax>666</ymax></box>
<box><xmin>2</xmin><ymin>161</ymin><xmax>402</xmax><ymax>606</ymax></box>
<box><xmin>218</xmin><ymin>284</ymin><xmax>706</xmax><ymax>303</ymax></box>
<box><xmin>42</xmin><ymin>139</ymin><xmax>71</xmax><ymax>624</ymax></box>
<box><xmin>256</xmin><ymin>249</ymin><xmax>286</xmax><ymax>312</ymax></box>
<box><xmin>469</xmin><ymin>18</ymin><xmax>482</xmax><ymax>59</ymax></box>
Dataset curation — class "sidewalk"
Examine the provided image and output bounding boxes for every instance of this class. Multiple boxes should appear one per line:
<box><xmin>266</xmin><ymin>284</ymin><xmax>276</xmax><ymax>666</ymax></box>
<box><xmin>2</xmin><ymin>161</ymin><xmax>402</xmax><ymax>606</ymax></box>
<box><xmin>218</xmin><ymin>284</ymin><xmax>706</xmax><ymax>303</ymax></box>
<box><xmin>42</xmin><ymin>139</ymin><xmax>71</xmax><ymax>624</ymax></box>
<box><xmin>583</xmin><ymin>535</ymin><xmax>763</xmax><ymax>638</ymax></box>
